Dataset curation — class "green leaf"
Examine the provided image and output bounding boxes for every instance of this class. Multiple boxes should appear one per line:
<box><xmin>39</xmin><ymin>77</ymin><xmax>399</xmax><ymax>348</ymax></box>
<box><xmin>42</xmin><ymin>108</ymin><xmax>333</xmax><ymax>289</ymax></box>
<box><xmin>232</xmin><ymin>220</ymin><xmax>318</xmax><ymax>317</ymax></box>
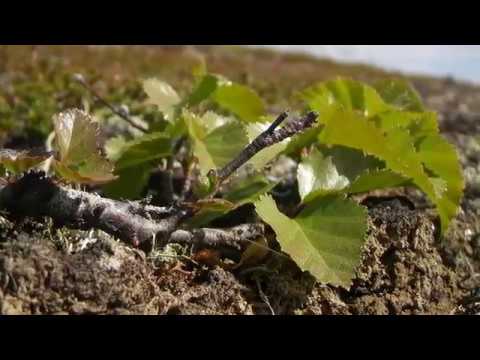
<box><xmin>184</xmin><ymin>199</ymin><xmax>236</xmax><ymax>228</ymax></box>
<box><xmin>224</xmin><ymin>172</ymin><xmax>277</xmax><ymax>206</ymax></box>
<box><xmin>318</xmin><ymin>109</ymin><xmax>456</xmax><ymax>232</ymax></box>
<box><xmin>201</xmin><ymin>111</ymin><xmax>232</xmax><ymax>133</ymax></box>
<box><xmin>374</xmin><ymin>79</ymin><xmax>424</xmax><ymax>112</ymax></box>
<box><xmin>105</xmin><ymin>136</ymin><xmax>128</xmax><ymax>163</ymax></box>
<box><xmin>300</xmin><ymin>78</ymin><xmax>391</xmax><ymax>121</ymax></box>
<box><xmin>184</xmin><ymin>111</ymin><xmax>248</xmax><ymax>176</ymax></box>
<box><xmin>417</xmin><ymin>135</ymin><xmax>464</xmax><ymax>233</ymax></box>
<box><xmin>374</xmin><ymin>111</ymin><xmax>438</xmax><ymax>140</ymax></box>
<box><xmin>293</xmin><ymin>78</ymin><xmax>396</xmax><ymax>154</ymax></box>
<box><xmin>301</xmin><ymin>78</ymin><xmax>435</xmax><ymax>140</ymax></box>
<box><xmin>188</xmin><ymin>173</ymin><xmax>277</xmax><ymax>227</ymax></box>
<box><xmin>0</xmin><ymin>149</ymin><xmax>51</xmax><ymax>174</ymax></box>
<box><xmin>52</xmin><ymin>109</ymin><xmax>117</xmax><ymax>185</ymax></box>
<box><xmin>299</xmin><ymin>78</ymin><xmax>459</xmax><ymax>229</ymax></box>
<box><xmin>297</xmin><ymin>148</ymin><xmax>349</xmax><ymax>202</ymax></box>
<box><xmin>114</xmin><ymin>132</ymin><xmax>172</xmax><ymax>170</ymax></box>
<box><xmin>295</xmin><ymin>146</ymin><xmax>406</xmax><ymax>197</ymax></box>
<box><xmin>203</xmin><ymin>122</ymin><xmax>248</xmax><ymax>169</ymax></box>
<box><xmin>183</xmin><ymin>74</ymin><xmax>218</xmax><ymax>108</ymax></box>
<box><xmin>143</xmin><ymin>78</ymin><xmax>181</xmax><ymax>122</ymax></box>
<box><xmin>429</xmin><ymin>177</ymin><xmax>448</xmax><ymax>199</ymax></box>
<box><xmin>164</xmin><ymin>113</ymin><xmax>188</xmax><ymax>139</ymax></box>
<box><xmin>192</xmin><ymin>172</ymin><xmax>214</xmax><ymax>199</ymax></box>
<box><xmin>347</xmin><ymin>169</ymin><xmax>409</xmax><ymax>194</ymax></box>
<box><xmin>319</xmin><ymin>145</ymin><xmax>383</xmax><ymax>181</ymax></box>
<box><xmin>212</xmin><ymin>82</ymin><xmax>265</xmax><ymax>122</ymax></box>
<box><xmin>255</xmin><ymin>194</ymin><xmax>367</xmax><ymax>289</ymax></box>
<box><xmin>103</xmin><ymin>163</ymin><xmax>153</xmax><ymax>200</ymax></box>
<box><xmin>233</xmin><ymin>236</ymin><xmax>270</xmax><ymax>269</ymax></box>
<box><xmin>320</xmin><ymin>111</ymin><xmax>428</xmax><ymax>185</ymax></box>
<box><xmin>285</xmin><ymin>126</ymin><xmax>323</xmax><ymax>156</ymax></box>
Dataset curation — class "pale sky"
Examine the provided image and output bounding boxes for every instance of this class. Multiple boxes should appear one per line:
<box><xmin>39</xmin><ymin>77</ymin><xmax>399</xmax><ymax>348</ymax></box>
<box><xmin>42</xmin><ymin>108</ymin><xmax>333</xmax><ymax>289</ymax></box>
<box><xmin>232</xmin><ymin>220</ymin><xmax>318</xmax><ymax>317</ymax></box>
<box><xmin>250</xmin><ymin>45</ymin><xmax>480</xmax><ymax>84</ymax></box>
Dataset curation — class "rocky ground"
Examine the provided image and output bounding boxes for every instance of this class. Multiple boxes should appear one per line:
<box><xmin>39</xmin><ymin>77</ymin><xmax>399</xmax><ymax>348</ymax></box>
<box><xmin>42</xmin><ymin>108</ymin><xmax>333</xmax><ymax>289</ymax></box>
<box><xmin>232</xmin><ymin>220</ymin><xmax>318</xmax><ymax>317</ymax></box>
<box><xmin>0</xmin><ymin>45</ymin><xmax>479</xmax><ymax>315</ymax></box>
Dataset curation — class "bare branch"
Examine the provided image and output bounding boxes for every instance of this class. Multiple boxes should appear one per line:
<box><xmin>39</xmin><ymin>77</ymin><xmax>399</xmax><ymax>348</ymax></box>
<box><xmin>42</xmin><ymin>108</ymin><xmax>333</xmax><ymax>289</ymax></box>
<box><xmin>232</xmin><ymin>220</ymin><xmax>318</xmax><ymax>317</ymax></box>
<box><xmin>213</xmin><ymin>111</ymin><xmax>318</xmax><ymax>185</ymax></box>
<box><xmin>0</xmin><ymin>171</ymin><xmax>183</xmax><ymax>251</ymax></box>
<box><xmin>0</xmin><ymin>172</ymin><xmax>265</xmax><ymax>256</ymax></box>
<box><xmin>169</xmin><ymin>224</ymin><xmax>264</xmax><ymax>251</ymax></box>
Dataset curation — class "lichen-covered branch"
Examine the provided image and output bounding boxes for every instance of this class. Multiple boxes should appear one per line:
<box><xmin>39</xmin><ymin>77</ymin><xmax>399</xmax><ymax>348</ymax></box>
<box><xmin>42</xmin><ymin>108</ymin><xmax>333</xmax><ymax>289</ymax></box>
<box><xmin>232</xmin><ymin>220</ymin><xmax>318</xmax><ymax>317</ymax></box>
<box><xmin>0</xmin><ymin>172</ymin><xmax>264</xmax><ymax>256</ymax></box>
<box><xmin>170</xmin><ymin>224</ymin><xmax>265</xmax><ymax>251</ymax></box>
<box><xmin>214</xmin><ymin>111</ymin><xmax>318</xmax><ymax>184</ymax></box>
<box><xmin>0</xmin><ymin>172</ymin><xmax>184</xmax><ymax>251</ymax></box>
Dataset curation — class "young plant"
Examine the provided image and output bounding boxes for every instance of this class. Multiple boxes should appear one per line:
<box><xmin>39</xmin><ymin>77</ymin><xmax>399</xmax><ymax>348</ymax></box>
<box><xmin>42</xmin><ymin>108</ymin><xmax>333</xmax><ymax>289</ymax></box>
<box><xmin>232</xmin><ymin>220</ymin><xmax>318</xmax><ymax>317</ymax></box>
<box><xmin>0</xmin><ymin>70</ymin><xmax>464</xmax><ymax>290</ymax></box>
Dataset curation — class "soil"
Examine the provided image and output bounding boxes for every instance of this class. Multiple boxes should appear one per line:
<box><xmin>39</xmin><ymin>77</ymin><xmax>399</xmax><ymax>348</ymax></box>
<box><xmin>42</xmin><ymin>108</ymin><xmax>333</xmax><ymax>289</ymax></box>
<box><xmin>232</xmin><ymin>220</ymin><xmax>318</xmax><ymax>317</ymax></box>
<box><xmin>1</xmin><ymin>45</ymin><xmax>479</xmax><ymax>315</ymax></box>
<box><xmin>0</xmin><ymin>199</ymin><xmax>472</xmax><ymax>315</ymax></box>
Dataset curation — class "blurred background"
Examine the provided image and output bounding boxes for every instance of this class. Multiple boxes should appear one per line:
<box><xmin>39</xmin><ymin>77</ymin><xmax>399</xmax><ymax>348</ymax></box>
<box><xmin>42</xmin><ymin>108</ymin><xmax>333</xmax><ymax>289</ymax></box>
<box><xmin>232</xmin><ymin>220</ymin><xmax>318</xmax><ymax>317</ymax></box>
<box><xmin>3</xmin><ymin>45</ymin><xmax>480</xmax><ymax>151</ymax></box>
<box><xmin>249</xmin><ymin>45</ymin><xmax>480</xmax><ymax>84</ymax></box>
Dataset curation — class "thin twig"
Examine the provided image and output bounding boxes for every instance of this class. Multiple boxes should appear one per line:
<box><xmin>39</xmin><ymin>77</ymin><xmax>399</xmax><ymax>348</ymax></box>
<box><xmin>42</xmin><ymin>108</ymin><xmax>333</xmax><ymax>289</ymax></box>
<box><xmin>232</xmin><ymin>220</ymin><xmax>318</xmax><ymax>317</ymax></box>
<box><xmin>213</xmin><ymin>111</ymin><xmax>318</xmax><ymax>186</ymax></box>
<box><xmin>72</xmin><ymin>74</ymin><xmax>148</xmax><ymax>133</ymax></box>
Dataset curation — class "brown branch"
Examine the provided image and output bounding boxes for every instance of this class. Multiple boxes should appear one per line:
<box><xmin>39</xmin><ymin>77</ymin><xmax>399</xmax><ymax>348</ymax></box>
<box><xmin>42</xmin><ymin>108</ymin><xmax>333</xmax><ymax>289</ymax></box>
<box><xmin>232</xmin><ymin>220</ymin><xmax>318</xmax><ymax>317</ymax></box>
<box><xmin>0</xmin><ymin>171</ymin><xmax>264</xmax><ymax>256</ymax></box>
<box><xmin>0</xmin><ymin>171</ymin><xmax>183</xmax><ymax>251</ymax></box>
<box><xmin>169</xmin><ymin>224</ymin><xmax>264</xmax><ymax>252</ymax></box>
<box><xmin>72</xmin><ymin>74</ymin><xmax>148</xmax><ymax>133</ymax></box>
<box><xmin>213</xmin><ymin>111</ymin><xmax>318</xmax><ymax>185</ymax></box>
